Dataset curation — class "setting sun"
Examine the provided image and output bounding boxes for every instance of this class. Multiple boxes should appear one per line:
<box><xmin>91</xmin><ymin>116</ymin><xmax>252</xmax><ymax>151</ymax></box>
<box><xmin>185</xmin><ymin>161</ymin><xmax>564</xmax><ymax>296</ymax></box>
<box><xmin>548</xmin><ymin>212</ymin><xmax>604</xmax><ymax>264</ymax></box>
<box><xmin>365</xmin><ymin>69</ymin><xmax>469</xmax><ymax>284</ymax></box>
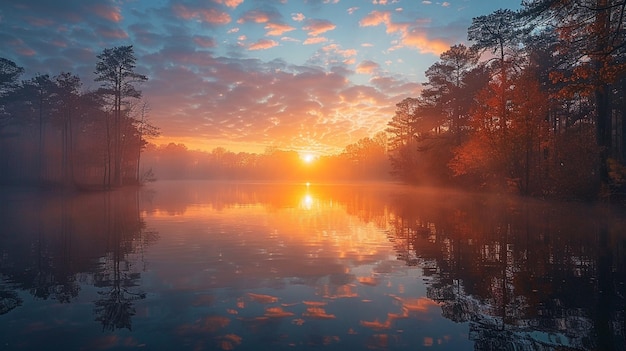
<box><xmin>302</xmin><ymin>153</ymin><xmax>315</xmax><ymax>164</ymax></box>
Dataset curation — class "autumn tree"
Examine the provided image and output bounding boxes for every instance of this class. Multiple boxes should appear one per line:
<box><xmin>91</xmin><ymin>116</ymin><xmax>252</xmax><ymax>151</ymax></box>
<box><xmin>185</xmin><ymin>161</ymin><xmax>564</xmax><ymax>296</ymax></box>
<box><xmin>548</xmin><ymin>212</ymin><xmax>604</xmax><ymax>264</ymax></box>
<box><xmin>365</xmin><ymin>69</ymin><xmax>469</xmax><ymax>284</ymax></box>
<box><xmin>522</xmin><ymin>0</ymin><xmax>626</xmax><ymax>193</ymax></box>
<box><xmin>95</xmin><ymin>45</ymin><xmax>148</xmax><ymax>187</ymax></box>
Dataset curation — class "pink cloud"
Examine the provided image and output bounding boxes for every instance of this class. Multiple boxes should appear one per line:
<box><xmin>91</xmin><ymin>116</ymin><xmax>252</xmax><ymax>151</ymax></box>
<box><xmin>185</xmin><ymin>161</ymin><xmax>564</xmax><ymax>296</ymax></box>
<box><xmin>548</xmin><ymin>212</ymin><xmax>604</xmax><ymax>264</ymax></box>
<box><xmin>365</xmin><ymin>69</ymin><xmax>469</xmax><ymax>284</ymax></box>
<box><xmin>213</xmin><ymin>0</ymin><xmax>244</xmax><ymax>8</ymax></box>
<box><xmin>303</xmin><ymin>19</ymin><xmax>336</xmax><ymax>36</ymax></box>
<box><xmin>359</xmin><ymin>10</ymin><xmax>389</xmax><ymax>27</ymax></box>
<box><xmin>193</xmin><ymin>36</ymin><xmax>216</xmax><ymax>48</ymax></box>
<box><xmin>356</xmin><ymin>60</ymin><xmax>380</xmax><ymax>74</ymax></box>
<box><xmin>359</xmin><ymin>10</ymin><xmax>448</xmax><ymax>55</ymax></box>
<box><xmin>403</xmin><ymin>29</ymin><xmax>450</xmax><ymax>55</ymax></box>
<box><xmin>249</xmin><ymin>39</ymin><xmax>279</xmax><ymax>50</ymax></box>
<box><xmin>238</xmin><ymin>10</ymin><xmax>276</xmax><ymax>24</ymax></box>
<box><xmin>303</xmin><ymin>37</ymin><xmax>328</xmax><ymax>45</ymax></box>
<box><xmin>265</xmin><ymin>22</ymin><xmax>296</xmax><ymax>36</ymax></box>
<box><xmin>91</xmin><ymin>4</ymin><xmax>122</xmax><ymax>22</ymax></box>
<box><xmin>322</xmin><ymin>44</ymin><xmax>357</xmax><ymax>58</ymax></box>
<box><xmin>173</xmin><ymin>4</ymin><xmax>231</xmax><ymax>25</ymax></box>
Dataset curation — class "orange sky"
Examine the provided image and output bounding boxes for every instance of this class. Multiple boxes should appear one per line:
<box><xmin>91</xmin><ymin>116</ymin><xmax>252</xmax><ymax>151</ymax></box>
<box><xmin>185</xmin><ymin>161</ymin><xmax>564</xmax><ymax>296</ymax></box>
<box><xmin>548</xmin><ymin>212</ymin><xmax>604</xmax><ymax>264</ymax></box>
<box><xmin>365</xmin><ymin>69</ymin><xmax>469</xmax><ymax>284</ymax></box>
<box><xmin>2</xmin><ymin>0</ymin><xmax>521</xmax><ymax>155</ymax></box>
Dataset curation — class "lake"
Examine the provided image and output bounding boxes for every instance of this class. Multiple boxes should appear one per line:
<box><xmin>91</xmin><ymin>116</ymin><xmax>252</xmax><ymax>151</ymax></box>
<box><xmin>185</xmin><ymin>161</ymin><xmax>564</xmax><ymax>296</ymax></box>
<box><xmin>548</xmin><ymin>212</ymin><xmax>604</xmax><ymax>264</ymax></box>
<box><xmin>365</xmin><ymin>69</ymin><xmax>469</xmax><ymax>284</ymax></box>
<box><xmin>1</xmin><ymin>181</ymin><xmax>625</xmax><ymax>350</ymax></box>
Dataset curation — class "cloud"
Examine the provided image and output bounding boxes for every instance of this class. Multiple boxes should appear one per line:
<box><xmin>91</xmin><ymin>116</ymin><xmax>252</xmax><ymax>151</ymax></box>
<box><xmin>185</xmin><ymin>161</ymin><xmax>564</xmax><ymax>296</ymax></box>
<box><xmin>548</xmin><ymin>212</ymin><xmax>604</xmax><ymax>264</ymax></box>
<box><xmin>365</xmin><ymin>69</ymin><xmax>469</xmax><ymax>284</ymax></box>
<box><xmin>347</xmin><ymin>7</ymin><xmax>359</xmax><ymax>15</ymax></box>
<box><xmin>249</xmin><ymin>39</ymin><xmax>279</xmax><ymax>50</ymax></box>
<box><xmin>193</xmin><ymin>36</ymin><xmax>217</xmax><ymax>48</ymax></box>
<box><xmin>264</xmin><ymin>22</ymin><xmax>296</xmax><ymax>36</ymax></box>
<box><xmin>281</xmin><ymin>36</ymin><xmax>301</xmax><ymax>43</ymax></box>
<box><xmin>173</xmin><ymin>4</ymin><xmax>231</xmax><ymax>25</ymax></box>
<box><xmin>90</xmin><ymin>4</ymin><xmax>123</xmax><ymax>22</ymax></box>
<box><xmin>97</xmin><ymin>27</ymin><xmax>129</xmax><ymax>39</ymax></box>
<box><xmin>359</xmin><ymin>10</ymin><xmax>451</xmax><ymax>55</ymax></box>
<box><xmin>356</xmin><ymin>60</ymin><xmax>380</xmax><ymax>74</ymax></box>
<box><xmin>238</xmin><ymin>9</ymin><xmax>279</xmax><ymax>24</ymax></box>
<box><xmin>403</xmin><ymin>28</ymin><xmax>451</xmax><ymax>55</ymax></box>
<box><xmin>292</xmin><ymin>12</ymin><xmax>306</xmax><ymax>22</ymax></box>
<box><xmin>303</xmin><ymin>19</ymin><xmax>336</xmax><ymax>36</ymax></box>
<box><xmin>303</xmin><ymin>37</ymin><xmax>329</xmax><ymax>45</ymax></box>
<box><xmin>213</xmin><ymin>0</ymin><xmax>244</xmax><ymax>8</ymax></box>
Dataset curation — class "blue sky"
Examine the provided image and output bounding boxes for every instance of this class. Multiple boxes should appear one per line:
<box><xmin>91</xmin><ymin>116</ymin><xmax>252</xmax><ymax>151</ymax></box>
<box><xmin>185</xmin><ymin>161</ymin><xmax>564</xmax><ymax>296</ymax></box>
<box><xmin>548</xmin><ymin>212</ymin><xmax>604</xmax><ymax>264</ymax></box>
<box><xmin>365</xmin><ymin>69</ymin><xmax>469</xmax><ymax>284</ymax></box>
<box><xmin>1</xmin><ymin>0</ymin><xmax>521</xmax><ymax>155</ymax></box>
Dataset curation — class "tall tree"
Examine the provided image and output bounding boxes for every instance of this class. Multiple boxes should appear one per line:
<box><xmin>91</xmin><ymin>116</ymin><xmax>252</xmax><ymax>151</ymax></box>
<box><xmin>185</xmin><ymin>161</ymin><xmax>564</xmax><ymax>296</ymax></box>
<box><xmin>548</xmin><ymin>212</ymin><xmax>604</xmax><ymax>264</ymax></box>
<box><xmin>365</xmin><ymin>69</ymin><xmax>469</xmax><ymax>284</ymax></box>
<box><xmin>54</xmin><ymin>72</ymin><xmax>82</xmax><ymax>186</ymax></box>
<box><xmin>0</xmin><ymin>58</ymin><xmax>24</xmax><ymax>137</ymax></box>
<box><xmin>422</xmin><ymin>44</ymin><xmax>481</xmax><ymax>144</ymax></box>
<box><xmin>95</xmin><ymin>46</ymin><xmax>147</xmax><ymax>187</ymax></box>
<box><xmin>386</xmin><ymin>98</ymin><xmax>421</xmax><ymax>181</ymax></box>
<box><xmin>22</xmin><ymin>74</ymin><xmax>56</xmax><ymax>182</ymax></box>
<box><xmin>522</xmin><ymin>0</ymin><xmax>626</xmax><ymax>191</ymax></box>
<box><xmin>468</xmin><ymin>9</ymin><xmax>525</xmax><ymax>142</ymax></box>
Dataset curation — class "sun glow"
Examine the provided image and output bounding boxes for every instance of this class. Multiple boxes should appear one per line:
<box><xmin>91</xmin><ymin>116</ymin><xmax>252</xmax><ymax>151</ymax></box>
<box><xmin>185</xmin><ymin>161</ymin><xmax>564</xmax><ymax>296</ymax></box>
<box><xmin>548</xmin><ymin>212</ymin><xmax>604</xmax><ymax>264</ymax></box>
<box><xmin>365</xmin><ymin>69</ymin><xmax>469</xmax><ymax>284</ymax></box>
<box><xmin>301</xmin><ymin>153</ymin><xmax>315</xmax><ymax>164</ymax></box>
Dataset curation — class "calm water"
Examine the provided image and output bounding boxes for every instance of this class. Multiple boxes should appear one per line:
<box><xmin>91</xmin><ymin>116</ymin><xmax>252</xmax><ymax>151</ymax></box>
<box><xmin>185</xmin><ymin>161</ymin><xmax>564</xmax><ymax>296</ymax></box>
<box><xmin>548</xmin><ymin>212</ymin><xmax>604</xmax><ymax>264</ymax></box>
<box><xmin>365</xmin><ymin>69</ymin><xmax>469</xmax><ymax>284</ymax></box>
<box><xmin>1</xmin><ymin>181</ymin><xmax>625</xmax><ymax>350</ymax></box>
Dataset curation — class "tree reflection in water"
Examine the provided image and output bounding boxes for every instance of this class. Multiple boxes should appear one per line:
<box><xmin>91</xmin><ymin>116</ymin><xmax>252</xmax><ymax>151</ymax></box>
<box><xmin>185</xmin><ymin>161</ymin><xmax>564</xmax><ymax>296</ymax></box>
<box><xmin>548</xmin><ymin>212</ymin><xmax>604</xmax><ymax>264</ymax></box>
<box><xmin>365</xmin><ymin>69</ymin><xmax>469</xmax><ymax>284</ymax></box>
<box><xmin>0</xmin><ymin>187</ymin><xmax>158</xmax><ymax>331</ymax></box>
<box><xmin>1</xmin><ymin>182</ymin><xmax>625</xmax><ymax>350</ymax></box>
<box><xmin>385</xmin><ymin>190</ymin><xmax>626</xmax><ymax>350</ymax></box>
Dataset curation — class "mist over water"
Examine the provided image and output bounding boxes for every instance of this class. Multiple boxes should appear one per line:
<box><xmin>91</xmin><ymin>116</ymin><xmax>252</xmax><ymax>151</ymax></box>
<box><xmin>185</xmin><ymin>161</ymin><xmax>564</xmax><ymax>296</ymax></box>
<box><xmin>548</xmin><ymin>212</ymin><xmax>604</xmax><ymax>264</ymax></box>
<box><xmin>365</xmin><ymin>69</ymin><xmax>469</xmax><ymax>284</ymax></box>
<box><xmin>0</xmin><ymin>181</ymin><xmax>625</xmax><ymax>350</ymax></box>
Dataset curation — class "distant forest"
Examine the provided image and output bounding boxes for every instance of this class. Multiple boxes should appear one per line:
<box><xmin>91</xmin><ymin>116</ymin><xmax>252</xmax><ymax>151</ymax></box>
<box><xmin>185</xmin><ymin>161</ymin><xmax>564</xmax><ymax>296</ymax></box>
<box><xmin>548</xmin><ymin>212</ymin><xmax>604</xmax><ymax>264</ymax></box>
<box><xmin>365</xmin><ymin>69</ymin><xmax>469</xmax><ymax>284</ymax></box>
<box><xmin>2</xmin><ymin>2</ymin><xmax>626</xmax><ymax>199</ymax></box>
<box><xmin>0</xmin><ymin>46</ymin><xmax>156</xmax><ymax>189</ymax></box>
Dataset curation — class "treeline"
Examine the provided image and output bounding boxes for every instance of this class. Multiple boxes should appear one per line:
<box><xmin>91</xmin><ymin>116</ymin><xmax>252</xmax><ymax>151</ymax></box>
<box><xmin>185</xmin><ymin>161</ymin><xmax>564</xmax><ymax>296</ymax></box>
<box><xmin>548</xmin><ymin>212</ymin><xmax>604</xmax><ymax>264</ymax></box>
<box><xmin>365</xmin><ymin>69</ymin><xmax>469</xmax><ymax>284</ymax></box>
<box><xmin>387</xmin><ymin>1</ymin><xmax>626</xmax><ymax>199</ymax></box>
<box><xmin>0</xmin><ymin>46</ymin><xmax>157</xmax><ymax>189</ymax></box>
<box><xmin>141</xmin><ymin>132</ymin><xmax>390</xmax><ymax>182</ymax></box>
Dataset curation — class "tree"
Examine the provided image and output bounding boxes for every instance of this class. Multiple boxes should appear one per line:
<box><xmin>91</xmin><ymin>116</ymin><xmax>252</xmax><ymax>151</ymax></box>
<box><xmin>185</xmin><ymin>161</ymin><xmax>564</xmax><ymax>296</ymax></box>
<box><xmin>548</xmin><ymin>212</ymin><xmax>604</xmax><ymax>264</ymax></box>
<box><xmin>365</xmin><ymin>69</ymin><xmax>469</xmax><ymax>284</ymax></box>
<box><xmin>422</xmin><ymin>44</ymin><xmax>481</xmax><ymax>144</ymax></box>
<box><xmin>22</xmin><ymin>74</ymin><xmax>56</xmax><ymax>182</ymax></box>
<box><xmin>468</xmin><ymin>9</ymin><xmax>525</xmax><ymax>144</ymax></box>
<box><xmin>131</xmin><ymin>100</ymin><xmax>159</xmax><ymax>183</ymax></box>
<box><xmin>54</xmin><ymin>72</ymin><xmax>82</xmax><ymax>186</ymax></box>
<box><xmin>522</xmin><ymin>0</ymin><xmax>626</xmax><ymax>192</ymax></box>
<box><xmin>386</xmin><ymin>98</ymin><xmax>421</xmax><ymax>181</ymax></box>
<box><xmin>0</xmin><ymin>58</ymin><xmax>24</xmax><ymax>176</ymax></box>
<box><xmin>95</xmin><ymin>46</ymin><xmax>148</xmax><ymax>187</ymax></box>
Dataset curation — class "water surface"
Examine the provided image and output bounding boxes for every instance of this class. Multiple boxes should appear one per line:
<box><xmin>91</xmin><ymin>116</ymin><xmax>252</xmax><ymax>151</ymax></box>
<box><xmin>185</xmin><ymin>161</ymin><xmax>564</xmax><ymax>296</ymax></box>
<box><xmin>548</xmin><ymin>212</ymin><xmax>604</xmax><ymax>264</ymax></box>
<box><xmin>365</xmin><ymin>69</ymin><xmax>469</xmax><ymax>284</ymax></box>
<box><xmin>1</xmin><ymin>181</ymin><xmax>625</xmax><ymax>350</ymax></box>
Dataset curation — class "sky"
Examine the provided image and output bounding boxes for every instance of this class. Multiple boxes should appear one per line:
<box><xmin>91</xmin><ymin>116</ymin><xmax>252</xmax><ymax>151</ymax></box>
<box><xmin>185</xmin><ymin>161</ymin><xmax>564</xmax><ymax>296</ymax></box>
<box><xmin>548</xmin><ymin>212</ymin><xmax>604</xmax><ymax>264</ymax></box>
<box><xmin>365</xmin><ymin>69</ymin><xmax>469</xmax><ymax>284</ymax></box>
<box><xmin>1</xmin><ymin>0</ymin><xmax>521</xmax><ymax>155</ymax></box>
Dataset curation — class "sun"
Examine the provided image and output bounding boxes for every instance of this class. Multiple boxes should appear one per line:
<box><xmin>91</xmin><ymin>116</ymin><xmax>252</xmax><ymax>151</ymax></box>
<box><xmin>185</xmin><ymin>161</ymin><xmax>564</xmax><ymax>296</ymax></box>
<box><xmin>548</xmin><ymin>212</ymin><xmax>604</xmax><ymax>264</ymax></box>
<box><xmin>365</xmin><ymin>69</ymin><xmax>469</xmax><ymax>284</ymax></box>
<box><xmin>301</xmin><ymin>153</ymin><xmax>315</xmax><ymax>164</ymax></box>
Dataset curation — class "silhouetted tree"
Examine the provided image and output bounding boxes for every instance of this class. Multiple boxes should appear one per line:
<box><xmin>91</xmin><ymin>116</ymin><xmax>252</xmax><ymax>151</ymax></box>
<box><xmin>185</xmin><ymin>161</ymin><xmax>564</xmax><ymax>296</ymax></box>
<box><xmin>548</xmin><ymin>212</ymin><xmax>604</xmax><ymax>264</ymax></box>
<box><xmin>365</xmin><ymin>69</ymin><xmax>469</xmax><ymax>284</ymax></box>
<box><xmin>95</xmin><ymin>45</ymin><xmax>148</xmax><ymax>187</ymax></box>
<box><xmin>54</xmin><ymin>72</ymin><xmax>82</xmax><ymax>186</ymax></box>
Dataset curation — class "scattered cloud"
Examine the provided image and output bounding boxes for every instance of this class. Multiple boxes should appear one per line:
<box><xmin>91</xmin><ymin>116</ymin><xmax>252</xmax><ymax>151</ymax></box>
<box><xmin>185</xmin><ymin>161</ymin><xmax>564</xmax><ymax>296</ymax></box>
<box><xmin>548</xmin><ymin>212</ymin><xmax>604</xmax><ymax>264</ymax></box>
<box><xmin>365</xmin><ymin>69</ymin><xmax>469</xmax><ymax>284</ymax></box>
<box><xmin>303</xmin><ymin>36</ymin><xmax>329</xmax><ymax>45</ymax></box>
<box><xmin>292</xmin><ymin>12</ymin><xmax>306</xmax><ymax>22</ymax></box>
<box><xmin>90</xmin><ymin>4</ymin><xmax>122</xmax><ymax>22</ymax></box>
<box><xmin>173</xmin><ymin>4</ymin><xmax>231</xmax><ymax>25</ymax></box>
<box><xmin>213</xmin><ymin>0</ymin><xmax>244</xmax><ymax>8</ymax></box>
<box><xmin>193</xmin><ymin>36</ymin><xmax>216</xmax><ymax>48</ymax></box>
<box><xmin>237</xmin><ymin>9</ymin><xmax>278</xmax><ymax>24</ymax></box>
<box><xmin>303</xmin><ymin>19</ymin><xmax>336</xmax><ymax>36</ymax></box>
<box><xmin>356</xmin><ymin>60</ymin><xmax>380</xmax><ymax>74</ymax></box>
<box><xmin>0</xmin><ymin>0</ymin><xmax>507</xmax><ymax>153</ymax></box>
<box><xmin>249</xmin><ymin>39</ymin><xmax>278</xmax><ymax>50</ymax></box>
<box><xmin>359</xmin><ymin>10</ymin><xmax>450</xmax><ymax>55</ymax></box>
<box><xmin>264</xmin><ymin>22</ymin><xmax>296</xmax><ymax>36</ymax></box>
